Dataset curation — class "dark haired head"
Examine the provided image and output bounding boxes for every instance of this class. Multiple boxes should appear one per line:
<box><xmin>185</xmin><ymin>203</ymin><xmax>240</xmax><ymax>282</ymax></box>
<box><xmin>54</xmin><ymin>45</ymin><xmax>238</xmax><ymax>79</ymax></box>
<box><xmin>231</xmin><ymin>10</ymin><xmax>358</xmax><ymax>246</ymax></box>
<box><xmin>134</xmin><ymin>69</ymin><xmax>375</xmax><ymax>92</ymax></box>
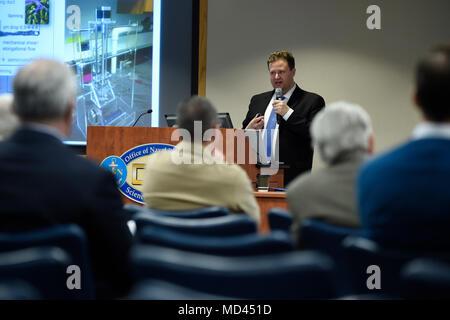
<box><xmin>176</xmin><ymin>96</ymin><xmax>218</xmax><ymax>141</ymax></box>
<box><xmin>415</xmin><ymin>44</ymin><xmax>450</xmax><ymax>122</ymax></box>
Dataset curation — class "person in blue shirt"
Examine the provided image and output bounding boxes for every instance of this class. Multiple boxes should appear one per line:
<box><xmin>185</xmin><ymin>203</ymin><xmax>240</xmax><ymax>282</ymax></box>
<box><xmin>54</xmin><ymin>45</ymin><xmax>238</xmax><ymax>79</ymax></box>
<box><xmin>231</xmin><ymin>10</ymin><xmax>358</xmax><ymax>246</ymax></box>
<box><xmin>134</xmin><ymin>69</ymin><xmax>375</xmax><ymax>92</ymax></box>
<box><xmin>357</xmin><ymin>44</ymin><xmax>450</xmax><ymax>250</ymax></box>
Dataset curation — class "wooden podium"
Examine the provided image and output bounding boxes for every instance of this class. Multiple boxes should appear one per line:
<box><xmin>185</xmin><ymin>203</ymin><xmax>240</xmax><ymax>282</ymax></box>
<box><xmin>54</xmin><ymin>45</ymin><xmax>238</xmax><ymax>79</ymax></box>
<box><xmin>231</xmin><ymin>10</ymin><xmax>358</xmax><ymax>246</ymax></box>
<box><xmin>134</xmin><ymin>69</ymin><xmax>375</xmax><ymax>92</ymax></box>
<box><xmin>86</xmin><ymin>126</ymin><xmax>287</xmax><ymax>232</ymax></box>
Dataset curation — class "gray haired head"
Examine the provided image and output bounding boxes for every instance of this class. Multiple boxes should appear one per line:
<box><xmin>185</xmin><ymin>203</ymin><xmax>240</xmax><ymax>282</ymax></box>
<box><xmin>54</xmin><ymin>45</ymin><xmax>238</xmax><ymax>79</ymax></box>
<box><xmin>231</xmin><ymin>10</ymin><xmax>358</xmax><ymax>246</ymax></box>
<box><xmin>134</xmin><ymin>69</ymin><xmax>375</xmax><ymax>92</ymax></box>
<box><xmin>311</xmin><ymin>101</ymin><xmax>373</xmax><ymax>164</ymax></box>
<box><xmin>176</xmin><ymin>96</ymin><xmax>218</xmax><ymax>141</ymax></box>
<box><xmin>12</xmin><ymin>59</ymin><xmax>76</xmax><ymax>122</ymax></box>
<box><xmin>0</xmin><ymin>93</ymin><xmax>19</xmax><ymax>141</ymax></box>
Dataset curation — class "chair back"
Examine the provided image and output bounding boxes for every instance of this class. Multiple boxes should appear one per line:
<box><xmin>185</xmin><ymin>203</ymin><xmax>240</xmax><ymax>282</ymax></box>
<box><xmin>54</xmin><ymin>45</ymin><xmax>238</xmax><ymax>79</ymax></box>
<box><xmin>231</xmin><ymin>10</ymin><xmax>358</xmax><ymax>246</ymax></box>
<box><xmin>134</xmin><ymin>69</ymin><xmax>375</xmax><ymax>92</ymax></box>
<box><xmin>267</xmin><ymin>208</ymin><xmax>292</xmax><ymax>231</ymax></box>
<box><xmin>131</xmin><ymin>244</ymin><xmax>335</xmax><ymax>299</ymax></box>
<box><xmin>0</xmin><ymin>280</ymin><xmax>41</xmax><ymax>300</ymax></box>
<box><xmin>301</xmin><ymin>219</ymin><xmax>362</xmax><ymax>252</ymax></box>
<box><xmin>342</xmin><ymin>236</ymin><xmax>450</xmax><ymax>296</ymax></box>
<box><xmin>300</xmin><ymin>219</ymin><xmax>362</xmax><ymax>296</ymax></box>
<box><xmin>400</xmin><ymin>258</ymin><xmax>450</xmax><ymax>299</ymax></box>
<box><xmin>0</xmin><ymin>247</ymin><xmax>72</xmax><ymax>299</ymax></box>
<box><xmin>137</xmin><ymin>226</ymin><xmax>295</xmax><ymax>256</ymax></box>
<box><xmin>124</xmin><ymin>204</ymin><xmax>229</xmax><ymax>219</ymax></box>
<box><xmin>0</xmin><ymin>224</ymin><xmax>95</xmax><ymax>299</ymax></box>
<box><xmin>128</xmin><ymin>279</ymin><xmax>236</xmax><ymax>300</ymax></box>
<box><xmin>133</xmin><ymin>213</ymin><xmax>257</xmax><ymax>236</ymax></box>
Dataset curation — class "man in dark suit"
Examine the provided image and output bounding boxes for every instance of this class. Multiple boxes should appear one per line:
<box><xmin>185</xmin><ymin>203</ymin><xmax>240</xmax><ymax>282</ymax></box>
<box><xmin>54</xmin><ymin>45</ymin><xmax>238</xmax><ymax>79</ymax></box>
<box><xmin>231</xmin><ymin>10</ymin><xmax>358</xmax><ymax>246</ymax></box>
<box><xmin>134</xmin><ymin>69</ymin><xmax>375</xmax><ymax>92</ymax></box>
<box><xmin>242</xmin><ymin>50</ymin><xmax>325</xmax><ymax>186</ymax></box>
<box><xmin>0</xmin><ymin>59</ymin><xmax>133</xmax><ymax>299</ymax></box>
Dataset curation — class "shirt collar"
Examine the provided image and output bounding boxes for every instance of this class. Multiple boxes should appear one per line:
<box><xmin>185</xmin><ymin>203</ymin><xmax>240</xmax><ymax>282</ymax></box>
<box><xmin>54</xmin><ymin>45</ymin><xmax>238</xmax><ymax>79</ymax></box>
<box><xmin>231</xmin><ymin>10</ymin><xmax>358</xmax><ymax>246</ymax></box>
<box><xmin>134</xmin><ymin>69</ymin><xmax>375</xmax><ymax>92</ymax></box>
<box><xmin>412</xmin><ymin>122</ymin><xmax>450</xmax><ymax>140</ymax></box>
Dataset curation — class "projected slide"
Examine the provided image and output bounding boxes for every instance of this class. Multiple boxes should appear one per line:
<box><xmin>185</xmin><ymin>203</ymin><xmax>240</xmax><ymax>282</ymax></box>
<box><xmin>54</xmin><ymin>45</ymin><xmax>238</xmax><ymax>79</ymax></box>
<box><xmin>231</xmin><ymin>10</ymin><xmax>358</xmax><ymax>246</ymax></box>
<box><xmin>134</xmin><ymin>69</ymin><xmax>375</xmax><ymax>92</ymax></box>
<box><xmin>0</xmin><ymin>0</ymin><xmax>153</xmax><ymax>143</ymax></box>
<box><xmin>0</xmin><ymin>0</ymin><xmax>64</xmax><ymax>80</ymax></box>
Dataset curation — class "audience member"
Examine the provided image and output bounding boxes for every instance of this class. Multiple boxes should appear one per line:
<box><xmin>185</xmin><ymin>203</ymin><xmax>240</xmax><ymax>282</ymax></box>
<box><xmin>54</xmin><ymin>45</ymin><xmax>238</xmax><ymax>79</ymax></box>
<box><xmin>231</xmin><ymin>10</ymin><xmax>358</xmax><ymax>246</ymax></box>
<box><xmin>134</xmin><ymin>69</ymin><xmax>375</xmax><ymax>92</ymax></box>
<box><xmin>0</xmin><ymin>59</ymin><xmax>133</xmax><ymax>298</ymax></box>
<box><xmin>0</xmin><ymin>94</ymin><xmax>19</xmax><ymax>141</ymax></box>
<box><xmin>358</xmin><ymin>44</ymin><xmax>450</xmax><ymax>249</ymax></box>
<box><xmin>142</xmin><ymin>96</ymin><xmax>260</xmax><ymax>224</ymax></box>
<box><xmin>287</xmin><ymin>101</ymin><xmax>374</xmax><ymax>246</ymax></box>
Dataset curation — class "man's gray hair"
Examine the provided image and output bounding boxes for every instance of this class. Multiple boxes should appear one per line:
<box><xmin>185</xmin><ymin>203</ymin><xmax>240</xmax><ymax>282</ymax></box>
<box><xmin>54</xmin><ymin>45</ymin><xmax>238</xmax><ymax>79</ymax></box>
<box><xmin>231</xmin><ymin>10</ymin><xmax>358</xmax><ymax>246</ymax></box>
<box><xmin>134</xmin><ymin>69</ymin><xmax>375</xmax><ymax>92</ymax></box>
<box><xmin>177</xmin><ymin>96</ymin><xmax>218</xmax><ymax>141</ymax></box>
<box><xmin>311</xmin><ymin>101</ymin><xmax>372</xmax><ymax>164</ymax></box>
<box><xmin>12</xmin><ymin>59</ymin><xmax>76</xmax><ymax>121</ymax></box>
<box><xmin>0</xmin><ymin>93</ymin><xmax>19</xmax><ymax>141</ymax></box>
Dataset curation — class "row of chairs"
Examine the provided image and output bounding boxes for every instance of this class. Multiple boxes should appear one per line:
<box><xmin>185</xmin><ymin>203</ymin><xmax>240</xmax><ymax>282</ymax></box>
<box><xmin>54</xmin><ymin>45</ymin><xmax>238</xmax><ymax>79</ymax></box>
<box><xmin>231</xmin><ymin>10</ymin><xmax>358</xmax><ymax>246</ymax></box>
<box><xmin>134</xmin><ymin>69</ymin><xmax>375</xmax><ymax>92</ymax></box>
<box><xmin>126</xmin><ymin>204</ymin><xmax>293</xmax><ymax>233</ymax></box>
<box><xmin>299</xmin><ymin>219</ymin><xmax>450</xmax><ymax>298</ymax></box>
<box><xmin>127</xmin><ymin>206</ymin><xmax>335</xmax><ymax>299</ymax></box>
<box><xmin>128</xmin><ymin>205</ymin><xmax>297</xmax><ymax>257</ymax></box>
<box><xmin>130</xmin><ymin>244</ymin><xmax>335</xmax><ymax>299</ymax></box>
<box><xmin>2</xmin><ymin>205</ymin><xmax>450</xmax><ymax>299</ymax></box>
<box><xmin>0</xmin><ymin>225</ymin><xmax>95</xmax><ymax>299</ymax></box>
<box><xmin>0</xmin><ymin>206</ymin><xmax>295</xmax><ymax>299</ymax></box>
<box><xmin>128</xmin><ymin>207</ymin><xmax>450</xmax><ymax>299</ymax></box>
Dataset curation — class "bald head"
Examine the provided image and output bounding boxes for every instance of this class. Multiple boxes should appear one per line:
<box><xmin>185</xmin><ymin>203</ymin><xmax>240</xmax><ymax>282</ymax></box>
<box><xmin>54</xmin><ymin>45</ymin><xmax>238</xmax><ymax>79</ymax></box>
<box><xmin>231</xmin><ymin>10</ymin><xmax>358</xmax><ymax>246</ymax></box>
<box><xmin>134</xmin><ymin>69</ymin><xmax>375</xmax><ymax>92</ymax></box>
<box><xmin>0</xmin><ymin>94</ymin><xmax>19</xmax><ymax>141</ymax></box>
<box><xmin>13</xmin><ymin>59</ymin><xmax>76</xmax><ymax>123</ymax></box>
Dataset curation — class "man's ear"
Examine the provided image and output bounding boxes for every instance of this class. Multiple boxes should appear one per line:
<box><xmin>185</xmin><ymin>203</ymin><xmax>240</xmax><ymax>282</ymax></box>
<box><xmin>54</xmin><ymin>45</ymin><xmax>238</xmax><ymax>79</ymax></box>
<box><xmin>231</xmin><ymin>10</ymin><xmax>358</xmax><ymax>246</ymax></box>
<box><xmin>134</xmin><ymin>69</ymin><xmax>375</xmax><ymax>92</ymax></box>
<box><xmin>292</xmin><ymin>67</ymin><xmax>296</xmax><ymax>77</ymax></box>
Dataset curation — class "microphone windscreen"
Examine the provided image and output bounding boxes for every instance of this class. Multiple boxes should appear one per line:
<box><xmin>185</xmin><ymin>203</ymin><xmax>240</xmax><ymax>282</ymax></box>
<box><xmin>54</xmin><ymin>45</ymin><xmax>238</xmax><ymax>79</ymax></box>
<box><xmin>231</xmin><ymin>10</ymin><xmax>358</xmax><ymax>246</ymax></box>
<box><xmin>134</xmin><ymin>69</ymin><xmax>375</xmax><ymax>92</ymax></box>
<box><xmin>275</xmin><ymin>88</ymin><xmax>283</xmax><ymax>100</ymax></box>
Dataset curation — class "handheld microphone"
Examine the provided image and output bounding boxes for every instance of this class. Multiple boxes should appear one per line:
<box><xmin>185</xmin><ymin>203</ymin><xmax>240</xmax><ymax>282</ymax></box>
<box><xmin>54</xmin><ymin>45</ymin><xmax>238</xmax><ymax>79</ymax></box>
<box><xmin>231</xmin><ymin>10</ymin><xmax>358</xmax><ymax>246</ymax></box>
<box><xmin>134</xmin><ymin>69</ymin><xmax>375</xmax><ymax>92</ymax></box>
<box><xmin>275</xmin><ymin>88</ymin><xmax>283</xmax><ymax>100</ymax></box>
<box><xmin>132</xmin><ymin>109</ymin><xmax>153</xmax><ymax>127</ymax></box>
<box><xmin>274</xmin><ymin>88</ymin><xmax>283</xmax><ymax>124</ymax></box>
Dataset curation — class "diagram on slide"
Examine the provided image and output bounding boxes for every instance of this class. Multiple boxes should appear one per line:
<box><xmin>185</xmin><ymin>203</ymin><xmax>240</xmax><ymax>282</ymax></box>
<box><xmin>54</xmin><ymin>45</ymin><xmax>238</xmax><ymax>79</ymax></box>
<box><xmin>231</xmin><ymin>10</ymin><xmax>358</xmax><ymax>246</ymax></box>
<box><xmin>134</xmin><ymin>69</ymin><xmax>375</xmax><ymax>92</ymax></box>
<box><xmin>25</xmin><ymin>0</ymin><xmax>49</xmax><ymax>25</ymax></box>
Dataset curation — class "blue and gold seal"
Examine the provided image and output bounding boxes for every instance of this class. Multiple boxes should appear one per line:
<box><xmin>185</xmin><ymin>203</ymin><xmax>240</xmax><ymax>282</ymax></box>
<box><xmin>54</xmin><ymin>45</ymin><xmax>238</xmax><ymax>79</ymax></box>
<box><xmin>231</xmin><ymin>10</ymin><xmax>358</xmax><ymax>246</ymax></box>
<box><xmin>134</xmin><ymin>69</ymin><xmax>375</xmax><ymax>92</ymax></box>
<box><xmin>101</xmin><ymin>143</ymin><xmax>174</xmax><ymax>204</ymax></box>
<box><xmin>101</xmin><ymin>156</ymin><xmax>127</xmax><ymax>188</ymax></box>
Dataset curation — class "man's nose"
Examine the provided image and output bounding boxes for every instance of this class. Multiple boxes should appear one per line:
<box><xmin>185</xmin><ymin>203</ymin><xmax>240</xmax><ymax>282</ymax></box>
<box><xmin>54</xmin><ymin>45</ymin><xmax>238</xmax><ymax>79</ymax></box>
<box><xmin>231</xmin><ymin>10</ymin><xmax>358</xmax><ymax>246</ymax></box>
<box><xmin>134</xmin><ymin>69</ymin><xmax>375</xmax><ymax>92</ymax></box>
<box><xmin>275</xmin><ymin>72</ymin><xmax>281</xmax><ymax>79</ymax></box>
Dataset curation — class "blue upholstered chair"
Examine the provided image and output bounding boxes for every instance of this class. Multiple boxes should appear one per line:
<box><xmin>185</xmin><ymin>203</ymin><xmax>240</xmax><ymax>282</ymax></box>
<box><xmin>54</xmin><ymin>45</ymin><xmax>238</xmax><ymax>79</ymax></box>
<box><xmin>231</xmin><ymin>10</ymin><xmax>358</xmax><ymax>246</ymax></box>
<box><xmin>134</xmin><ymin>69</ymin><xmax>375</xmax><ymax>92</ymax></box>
<box><xmin>300</xmin><ymin>219</ymin><xmax>363</xmax><ymax>252</ymax></box>
<box><xmin>124</xmin><ymin>204</ymin><xmax>229</xmax><ymax>219</ymax></box>
<box><xmin>400</xmin><ymin>258</ymin><xmax>450</xmax><ymax>299</ymax></box>
<box><xmin>133</xmin><ymin>213</ymin><xmax>257</xmax><ymax>236</ymax></box>
<box><xmin>128</xmin><ymin>279</ymin><xmax>236</xmax><ymax>300</ymax></box>
<box><xmin>267</xmin><ymin>208</ymin><xmax>292</xmax><ymax>231</ymax></box>
<box><xmin>0</xmin><ymin>280</ymin><xmax>41</xmax><ymax>300</ymax></box>
<box><xmin>342</xmin><ymin>236</ymin><xmax>450</xmax><ymax>297</ymax></box>
<box><xmin>0</xmin><ymin>225</ymin><xmax>95</xmax><ymax>299</ymax></box>
<box><xmin>131</xmin><ymin>244</ymin><xmax>336</xmax><ymax>299</ymax></box>
<box><xmin>0</xmin><ymin>247</ymin><xmax>72</xmax><ymax>299</ymax></box>
<box><xmin>299</xmin><ymin>219</ymin><xmax>363</xmax><ymax>296</ymax></box>
<box><xmin>137</xmin><ymin>226</ymin><xmax>295</xmax><ymax>256</ymax></box>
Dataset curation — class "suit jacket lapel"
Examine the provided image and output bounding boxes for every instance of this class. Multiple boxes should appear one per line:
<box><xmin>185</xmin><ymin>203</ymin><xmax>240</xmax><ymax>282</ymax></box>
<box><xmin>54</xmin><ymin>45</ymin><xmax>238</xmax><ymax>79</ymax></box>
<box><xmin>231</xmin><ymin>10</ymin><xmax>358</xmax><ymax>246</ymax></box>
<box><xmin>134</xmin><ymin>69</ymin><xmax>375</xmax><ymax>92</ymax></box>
<box><xmin>260</xmin><ymin>90</ymin><xmax>274</xmax><ymax>114</ymax></box>
<box><xmin>286</xmin><ymin>86</ymin><xmax>305</xmax><ymax>110</ymax></box>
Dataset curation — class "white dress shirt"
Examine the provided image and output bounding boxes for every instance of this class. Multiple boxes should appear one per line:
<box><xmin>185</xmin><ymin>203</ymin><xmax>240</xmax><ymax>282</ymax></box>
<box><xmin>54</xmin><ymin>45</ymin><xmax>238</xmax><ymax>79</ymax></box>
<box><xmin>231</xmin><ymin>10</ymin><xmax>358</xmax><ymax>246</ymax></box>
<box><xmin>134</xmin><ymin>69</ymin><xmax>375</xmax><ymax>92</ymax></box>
<box><xmin>262</xmin><ymin>84</ymin><xmax>297</xmax><ymax>162</ymax></box>
<box><xmin>412</xmin><ymin>122</ymin><xmax>450</xmax><ymax>140</ymax></box>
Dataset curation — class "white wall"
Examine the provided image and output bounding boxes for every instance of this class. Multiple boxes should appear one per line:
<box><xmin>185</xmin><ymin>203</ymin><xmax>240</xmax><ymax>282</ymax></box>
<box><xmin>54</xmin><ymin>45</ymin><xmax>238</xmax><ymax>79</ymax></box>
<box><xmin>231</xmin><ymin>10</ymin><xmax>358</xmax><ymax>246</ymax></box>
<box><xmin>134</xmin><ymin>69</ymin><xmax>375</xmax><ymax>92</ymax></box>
<box><xmin>206</xmin><ymin>0</ymin><xmax>450</xmax><ymax>167</ymax></box>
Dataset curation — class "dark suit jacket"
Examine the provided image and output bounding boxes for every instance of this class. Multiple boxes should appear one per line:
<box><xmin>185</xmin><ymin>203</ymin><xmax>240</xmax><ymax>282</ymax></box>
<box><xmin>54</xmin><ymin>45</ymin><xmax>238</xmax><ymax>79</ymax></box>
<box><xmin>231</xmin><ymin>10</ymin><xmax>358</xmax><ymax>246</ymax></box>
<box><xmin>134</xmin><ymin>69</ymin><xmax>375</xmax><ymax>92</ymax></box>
<box><xmin>242</xmin><ymin>85</ymin><xmax>325</xmax><ymax>185</ymax></box>
<box><xmin>0</xmin><ymin>128</ymin><xmax>133</xmax><ymax>298</ymax></box>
